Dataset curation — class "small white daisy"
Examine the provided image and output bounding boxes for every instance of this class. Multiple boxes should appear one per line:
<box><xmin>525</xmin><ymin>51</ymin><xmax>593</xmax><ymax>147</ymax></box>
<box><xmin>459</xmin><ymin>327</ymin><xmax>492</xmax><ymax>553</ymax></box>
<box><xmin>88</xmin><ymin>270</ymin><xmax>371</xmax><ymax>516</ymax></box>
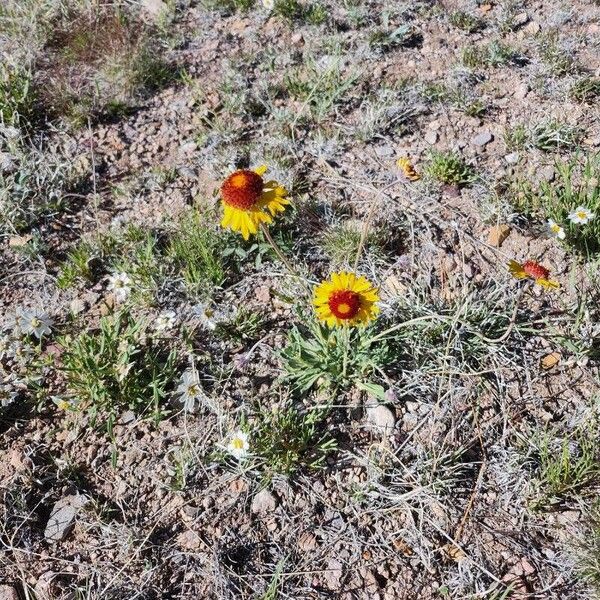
<box><xmin>547</xmin><ymin>218</ymin><xmax>566</xmax><ymax>240</ymax></box>
<box><xmin>154</xmin><ymin>311</ymin><xmax>177</xmax><ymax>333</ymax></box>
<box><xmin>16</xmin><ymin>308</ymin><xmax>53</xmax><ymax>339</ymax></box>
<box><xmin>193</xmin><ymin>302</ymin><xmax>218</xmax><ymax>331</ymax></box>
<box><xmin>175</xmin><ymin>369</ymin><xmax>205</xmax><ymax>412</ymax></box>
<box><xmin>227</xmin><ymin>430</ymin><xmax>250</xmax><ymax>459</ymax></box>
<box><xmin>568</xmin><ymin>206</ymin><xmax>595</xmax><ymax>225</ymax></box>
<box><xmin>107</xmin><ymin>272</ymin><xmax>132</xmax><ymax>302</ymax></box>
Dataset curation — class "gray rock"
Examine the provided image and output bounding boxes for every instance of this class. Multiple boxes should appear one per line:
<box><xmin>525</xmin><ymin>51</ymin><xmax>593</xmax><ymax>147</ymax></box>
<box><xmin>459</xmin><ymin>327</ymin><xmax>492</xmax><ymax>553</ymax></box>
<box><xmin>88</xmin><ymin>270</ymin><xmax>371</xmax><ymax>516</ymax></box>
<box><xmin>44</xmin><ymin>494</ymin><xmax>87</xmax><ymax>542</ymax></box>
<box><xmin>324</xmin><ymin>559</ymin><xmax>343</xmax><ymax>590</ymax></box>
<box><xmin>424</xmin><ymin>130</ymin><xmax>438</xmax><ymax>145</ymax></box>
<box><xmin>473</xmin><ymin>131</ymin><xmax>493</xmax><ymax>147</ymax></box>
<box><xmin>504</xmin><ymin>152</ymin><xmax>520</xmax><ymax>164</ymax></box>
<box><xmin>0</xmin><ymin>585</ymin><xmax>19</xmax><ymax>600</ymax></box>
<box><xmin>366</xmin><ymin>403</ymin><xmax>396</xmax><ymax>434</ymax></box>
<box><xmin>251</xmin><ymin>489</ymin><xmax>277</xmax><ymax>515</ymax></box>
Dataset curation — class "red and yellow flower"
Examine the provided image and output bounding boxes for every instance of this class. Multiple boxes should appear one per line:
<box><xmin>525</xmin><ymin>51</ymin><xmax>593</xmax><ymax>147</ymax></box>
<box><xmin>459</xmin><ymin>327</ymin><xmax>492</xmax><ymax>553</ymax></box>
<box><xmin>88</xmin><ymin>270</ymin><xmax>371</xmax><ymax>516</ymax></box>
<box><xmin>220</xmin><ymin>165</ymin><xmax>289</xmax><ymax>240</ymax></box>
<box><xmin>313</xmin><ymin>271</ymin><xmax>380</xmax><ymax>327</ymax></box>
<box><xmin>508</xmin><ymin>260</ymin><xmax>559</xmax><ymax>289</ymax></box>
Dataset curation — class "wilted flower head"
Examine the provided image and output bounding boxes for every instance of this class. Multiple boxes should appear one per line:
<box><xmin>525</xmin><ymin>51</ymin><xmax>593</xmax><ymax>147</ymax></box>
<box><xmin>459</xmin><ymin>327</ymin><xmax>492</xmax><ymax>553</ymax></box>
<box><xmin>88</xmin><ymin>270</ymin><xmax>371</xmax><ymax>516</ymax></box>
<box><xmin>227</xmin><ymin>430</ymin><xmax>250</xmax><ymax>459</ymax></box>
<box><xmin>107</xmin><ymin>272</ymin><xmax>132</xmax><ymax>302</ymax></box>
<box><xmin>220</xmin><ymin>165</ymin><xmax>289</xmax><ymax>240</ymax></box>
<box><xmin>508</xmin><ymin>259</ymin><xmax>559</xmax><ymax>289</ymax></box>
<box><xmin>193</xmin><ymin>302</ymin><xmax>219</xmax><ymax>331</ymax></box>
<box><xmin>176</xmin><ymin>369</ymin><xmax>205</xmax><ymax>412</ymax></box>
<box><xmin>15</xmin><ymin>308</ymin><xmax>53</xmax><ymax>339</ymax></box>
<box><xmin>568</xmin><ymin>206</ymin><xmax>595</xmax><ymax>225</ymax></box>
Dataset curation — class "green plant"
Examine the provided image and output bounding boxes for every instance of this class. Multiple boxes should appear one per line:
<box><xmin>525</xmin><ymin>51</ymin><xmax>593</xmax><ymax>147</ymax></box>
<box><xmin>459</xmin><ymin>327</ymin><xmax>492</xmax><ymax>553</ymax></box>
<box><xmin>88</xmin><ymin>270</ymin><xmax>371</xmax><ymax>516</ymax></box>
<box><xmin>425</xmin><ymin>150</ymin><xmax>475</xmax><ymax>186</ymax></box>
<box><xmin>57</xmin><ymin>240</ymin><xmax>97</xmax><ymax>289</ymax></box>
<box><xmin>513</xmin><ymin>153</ymin><xmax>600</xmax><ymax>255</ymax></box>
<box><xmin>273</xmin><ymin>0</ymin><xmax>303</xmax><ymax>21</ymax></box>
<box><xmin>462</xmin><ymin>41</ymin><xmax>522</xmax><ymax>68</ymax></box>
<box><xmin>368</xmin><ymin>25</ymin><xmax>416</xmax><ymax>52</ymax></box>
<box><xmin>449</xmin><ymin>10</ymin><xmax>483</xmax><ymax>33</ymax></box>
<box><xmin>537</xmin><ymin>31</ymin><xmax>575</xmax><ymax>77</ymax></box>
<box><xmin>60</xmin><ymin>311</ymin><xmax>179</xmax><ymax>434</ymax></box>
<box><xmin>0</xmin><ymin>63</ymin><xmax>35</xmax><ymax>126</ymax></box>
<box><xmin>253</xmin><ymin>403</ymin><xmax>336</xmax><ymax>476</ymax></box>
<box><xmin>572</xmin><ymin>502</ymin><xmax>600</xmax><ymax>595</ymax></box>
<box><xmin>321</xmin><ymin>221</ymin><xmax>387</xmax><ymax>265</ymax></box>
<box><xmin>305</xmin><ymin>2</ymin><xmax>327</xmax><ymax>25</ymax></box>
<box><xmin>571</xmin><ymin>77</ymin><xmax>600</xmax><ymax>103</ymax></box>
<box><xmin>215</xmin><ymin>307</ymin><xmax>265</xmax><ymax>343</ymax></box>
<box><xmin>168</xmin><ymin>209</ymin><xmax>227</xmax><ymax>297</ymax></box>
<box><xmin>503</xmin><ymin>123</ymin><xmax>528</xmax><ymax>151</ymax></box>
<box><xmin>529</xmin><ymin>120</ymin><xmax>582</xmax><ymax>151</ymax></box>
<box><xmin>532</xmin><ymin>426</ymin><xmax>600</xmax><ymax>508</ymax></box>
<box><xmin>281</xmin><ymin>319</ymin><xmax>392</xmax><ymax>395</ymax></box>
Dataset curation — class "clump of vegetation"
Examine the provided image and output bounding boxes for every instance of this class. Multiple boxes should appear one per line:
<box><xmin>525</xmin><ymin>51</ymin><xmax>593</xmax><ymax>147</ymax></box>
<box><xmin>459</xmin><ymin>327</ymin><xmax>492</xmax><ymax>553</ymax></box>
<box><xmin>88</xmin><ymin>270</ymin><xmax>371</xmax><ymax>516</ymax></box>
<box><xmin>537</xmin><ymin>30</ymin><xmax>576</xmax><ymax>77</ymax></box>
<box><xmin>504</xmin><ymin>120</ymin><xmax>582</xmax><ymax>152</ymax></box>
<box><xmin>425</xmin><ymin>150</ymin><xmax>475</xmax><ymax>186</ymax></box>
<box><xmin>513</xmin><ymin>153</ymin><xmax>600</xmax><ymax>255</ymax></box>
<box><xmin>571</xmin><ymin>77</ymin><xmax>600</xmax><ymax>103</ymax></box>
<box><xmin>368</xmin><ymin>25</ymin><xmax>419</xmax><ymax>52</ymax></box>
<box><xmin>60</xmin><ymin>311</ymin><xmax>179</xmax><ymax>431</ymax></box>
<box><xmin>0</xmin><ymin>63</ymin><xmax>35</xmax><ymax>126</ymax></box>
<box><xmin>449</xmin><ymin>10</ymin><xmax>483</xmax><ymax>33</ymax></box>
<box><xmin>462</xmin><ymin>40</ymin><xmax>523</xmax><ymax>68</ymax></box>
<box><xmin>251</xmin><ymin>403</ymin><xmax>336</xmax><ymax>477</ymax></box>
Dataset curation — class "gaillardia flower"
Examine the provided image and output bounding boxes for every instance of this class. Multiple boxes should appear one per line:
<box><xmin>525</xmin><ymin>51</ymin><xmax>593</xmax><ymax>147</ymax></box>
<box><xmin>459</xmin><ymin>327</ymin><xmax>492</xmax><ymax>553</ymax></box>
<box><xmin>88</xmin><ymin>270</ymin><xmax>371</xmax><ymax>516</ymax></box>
<box><xmin>314</xmin><ymin>271</ymin><xmax>380</xmax><ymax>327</ymax></box>
<box><xmin>220</xmin><ymin>165</ymin><xmax>289</xmax><ymax>240</ymax></box>
<box><xmin>508</xmin><ymin>259</ymin><xmax>559</xmax><ymax>289</ymax></box>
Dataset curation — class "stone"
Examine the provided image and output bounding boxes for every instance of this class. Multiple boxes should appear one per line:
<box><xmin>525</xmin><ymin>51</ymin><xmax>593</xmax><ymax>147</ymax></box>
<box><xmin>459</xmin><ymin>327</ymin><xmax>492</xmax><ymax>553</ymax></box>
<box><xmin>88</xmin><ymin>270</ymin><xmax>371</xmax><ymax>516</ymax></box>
<box><xmin>251</xmin><ymin>489</ymin><xmax>277</xmax><ymax>515</ymax></box>
<box><xmin>473</xmin><ymin>131</ymin><xmax>493</xmax><ymax>147</ymax></box>
<box><xmin>69</xmin><ymin>298</ymin><xmax>86</xmax><ymax>315</ymax></box>
<box><xmin>513</xmin><ymin>12</ymin><xmax>529</xmax><ymax>27</ymax></box>
<box><xmin>324</xmin><ymin>559</ymin><xmax>343</xmax><ymax>590</ymax></box>
<box><xmin>141</xmin><ymin>0</ymin><xmax>168</xmax><ymax>17</ymax></box>
<box><xmin>505</xmin><ymin>152</ymin><xmax>520</xmax><ymax>165</ymax></box>
<box><xmin>366</xmin><ymin>403</ymin><xmax>396</xmax><ymax>434</ymax></box>
<box><xmin>487</xmin><ymin>224</ymin><xmax>511</xmax><ymax>247</ymax></box>
<box><xmin>0</xmin><ymin>585</ymin><xmax>19</xmax><ymax>600</ymax></box>
<box><xmin>44</xmin><ymin>494</ymin><xmax>87</xmax><ymax>542</ymax></box>
<box><xmin>523</xmin><ymin>21</ymin><xmax>540</xmax><ymax>35</ymax></box>
<box><xmin>514</xmin><ymin>83</ymin><xmax>529</xmax><ymax>100</ymax></box>
<box><xmin>424</xmin><ymin>130</ymin><xmax>438</xmax><ymax>145</ymax></box>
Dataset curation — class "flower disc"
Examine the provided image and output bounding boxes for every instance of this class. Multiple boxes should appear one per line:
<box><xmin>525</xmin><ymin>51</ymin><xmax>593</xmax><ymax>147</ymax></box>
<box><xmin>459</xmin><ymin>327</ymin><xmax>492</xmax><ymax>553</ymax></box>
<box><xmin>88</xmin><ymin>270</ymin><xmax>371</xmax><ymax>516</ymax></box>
<box><xmin>221</xmin><ymin>169</ymin><xmax>264</xmax><ymax>210</ymax></box>
<box><xmin>328</xmin><ymin>289</ymin><xmax>361</xmax><ymax>320</ymax></box>
<box><xmin>523</xmin><ymin>261</ymin><xmax>550</xmax><ymax>280</ymax></box>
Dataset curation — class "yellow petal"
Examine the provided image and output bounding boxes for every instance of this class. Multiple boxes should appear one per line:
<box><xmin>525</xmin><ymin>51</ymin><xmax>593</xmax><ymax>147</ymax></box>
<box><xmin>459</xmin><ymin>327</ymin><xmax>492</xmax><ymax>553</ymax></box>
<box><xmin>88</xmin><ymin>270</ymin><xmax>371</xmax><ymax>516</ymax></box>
<box><xmin>254</xmin><ymin>164</ymin><xmax>268</xmax><ymax>176</ymax></box>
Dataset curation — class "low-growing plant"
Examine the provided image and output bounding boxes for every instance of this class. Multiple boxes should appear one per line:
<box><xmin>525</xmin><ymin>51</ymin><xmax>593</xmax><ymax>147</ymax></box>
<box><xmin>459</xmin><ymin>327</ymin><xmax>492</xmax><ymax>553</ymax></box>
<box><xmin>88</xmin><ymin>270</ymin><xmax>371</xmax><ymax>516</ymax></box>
<box><xmin>572</xmin><ymin>502</ymin><xmax>600</xmax><ymax>595</ymax></box>
<box><xmin>368</xmin><ymin>25</ymin><xmax>418</xmax><ymax>52</ymax></box>
<box><xmin>537</xmin><ymin>30</ymin><xmax>576</xmax><ymax>77</ymax></box>
<box><xmin>449</xmin><ymin>10</ymin><xmax>483</xmax><ymax>33</ymax></box>
<box><xmin>513</xmin><ymin>153</ymin><xmax>600</xmax><ymax>255</ymax></box>
<box><xmin>252</xmin><ymin>403</ymin><xmax>336</xmax><ymax>477</ymax></box>
<box><xmin>529</xmin><ymin>120</ymin><xmax>582</xmax><ymax>151</ymax></box>
<box><xmin>425</xmin><ymin>150</ymin><xmax>475</xmax><ymax>186</ymax></box>
<box><xmin>531</xmin><ymin>426</ymin><xmax>600</xmax><ymax>508</ymax></box>
<box><xmin>571</xmin><ymin>77</ymin><xmax>600</xmax><ymax>103</ymax></box>
<box><xmin>60</xmin><ymin>310</ymin><xmax>179</xmax><ymax>433</ymax></box>
<box><xmin>0</xmin><ymin>63</ymin><xmax>35</xmax><ymax>126</ymax></box>
<box><xmin>462</xmin><ymin>40</ymin><xmax>523</xmax><ymax>69</ymax></box>
<box><xmin>168</xmin><ymin>209</ymin><xmax>227</xmax><ymax>297</ymax></box>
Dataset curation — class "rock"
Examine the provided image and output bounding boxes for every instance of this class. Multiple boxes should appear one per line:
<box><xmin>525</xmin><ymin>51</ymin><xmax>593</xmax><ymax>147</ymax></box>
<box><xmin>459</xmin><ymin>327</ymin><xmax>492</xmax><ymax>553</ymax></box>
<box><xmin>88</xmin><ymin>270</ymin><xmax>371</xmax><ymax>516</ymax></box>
<box><xmin>324</xmin><ymin>559</ymin><xmax>343</xmax><ymax>590</ymax></box>
<box><xmin>251</xmin><ymin>489</ymin><xmax>277</xmax><ymax>515</ymax></box>
<box><xmin>505</xmin><ymin>152</ymin><xmax>520</xmax><ymax>164</ymax></box>
<box><xmin>487</xmin><ymin>224</ymin><xmax>511</xmax><ymax>247</ymax></box>
<box><xmin>176</xmin><ymin>530</ymin><xmax>202</xmax><ymax>551</ymax></box>
<box><xmin>69</xmin><ymin>298</ymin><xmax>86</xmax><ymax>315</ymax></box>
<box><xmin>298</xmin><ymin>531</ymin><xmax>318</xmax><ymax>551</ymax></box>
<box><xmin>141</xmin><ymin>0</ymin><xmax>168</xmax><ymax>17</ymax></box>
<box><xmin>514</xmin><ymin>83</ymin><xmax>529</xmax><ymax>100</ymax></box>
<box><xmin>537</xmin><ymin>165</ymin><xmax>555</xmax><ymax>183</ymax></box>
<box><xmin>366</xmin><ymin>403</ymin><xmax>396</xmax><ymax>434</ymax></box>
<box><xmin>541</xmin><ymin>352</ymin><xmax>560</xmax><ymax>370</ymax></box>
<box><xmin>473</xmin><ymin>131</ymin><xmax>493</xmax><ymax>147</ymax></box>
<box><xmin>424</xmin><ymin>131</ymin><xmax>438</xmax><ymax>145</ymax></box>
<box><xmin>44</xmin><ymin>494</ymin><xmax>87</xmax><ymax>542</ymax></box>
<box><xmin>0</xmin><ymin>585</ymin><xmax>19</xmax><ymax>600</ymax></box>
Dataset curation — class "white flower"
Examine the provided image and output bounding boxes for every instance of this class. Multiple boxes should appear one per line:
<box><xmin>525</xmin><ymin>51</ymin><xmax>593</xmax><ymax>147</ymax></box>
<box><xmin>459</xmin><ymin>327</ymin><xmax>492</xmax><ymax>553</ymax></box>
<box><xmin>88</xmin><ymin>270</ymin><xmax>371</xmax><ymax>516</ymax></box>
<box><xmin>107</xmin><ymin>272</ymin><xmax>132</xmax><ymax>302</ymax></box>
<box><xmin>262</xmin><ymin>0</ymin><xmax>274</xmax><ymax>9</ymax></box>
<box><xmin>175</xmin><ymin>369</ymin><xmax>205</xmax><ymax>412</ymax></box>
<box><xmin>154</xmin><ymin>311</ymin><xmax>177</xmax><ymax>333</ymax></box>
<box><xmin>0</xmin><ymin>335</ymin><xmax>10</xmax><ymax>360</ymax></box>
<box><xmin>568</xmin><ymin>206</ymin><xmax>595</xmax><ymax>225</ymax></box>
<box><xmin>227</xmin><ymin>430</ymin><xmax>250</xmax><ymax>459</ymax></box>
<box><xmin>16</xmin><ymin>308</ymin><xmax>53</xmax><ymax>339</ymax></box>
<box><xmin>547</xmin><ymin>219</ymin><xmax>566</xmax><ymax>240</ymax></box>
<box><xmin>193</xmin><ymin>302</ymin><xmax>218</xmax><ymax>331</ymax></box>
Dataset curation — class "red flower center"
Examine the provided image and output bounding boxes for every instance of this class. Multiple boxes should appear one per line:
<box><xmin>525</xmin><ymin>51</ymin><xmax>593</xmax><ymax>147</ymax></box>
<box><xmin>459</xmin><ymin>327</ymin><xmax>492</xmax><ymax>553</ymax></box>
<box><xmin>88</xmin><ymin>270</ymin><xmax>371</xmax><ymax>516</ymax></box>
<box><xmin>523</xmin><ymin>261</ymin><xmax>550</xmax><ymax>280</ymax></box>
<box><xmin>221</xmin><ymin>170</ymin><xmax>263</xmax><ymax>210</ymax></box>
<box><xmin>328</xmin><ymin>289</ymin><xmax>361</xmax><ymax>320</ymax></box>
